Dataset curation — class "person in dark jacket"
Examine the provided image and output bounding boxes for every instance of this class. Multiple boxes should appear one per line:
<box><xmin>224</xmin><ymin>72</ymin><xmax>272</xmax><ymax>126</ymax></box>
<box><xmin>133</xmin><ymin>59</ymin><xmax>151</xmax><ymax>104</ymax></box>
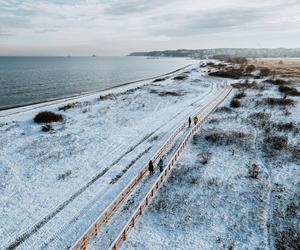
<box><xmin>188</xmin><ymin>117</ymin><xmax>191</xmax><ymax>127</ymax></box>
<box><xmin>148</xmin><ymin>160</ymin><xmax>154</xmax><ymax>175</ymax></box>
<box><xmin>193</xmin><ymin>116</ymin><xmax>198</xmax><ymax>125</ymax></box>
<box><xmin>157</xmin><ymin>158</ymin><xmax>164</xmax><ymax>173</ymax></box>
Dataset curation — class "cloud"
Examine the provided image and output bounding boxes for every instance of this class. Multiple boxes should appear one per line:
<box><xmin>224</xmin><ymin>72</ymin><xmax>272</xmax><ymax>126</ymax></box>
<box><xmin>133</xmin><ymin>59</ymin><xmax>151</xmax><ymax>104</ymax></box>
<box><xmin>0</xmin><ymin>0</ymin><xmax>299</xmax><ymax>55</ymax></box>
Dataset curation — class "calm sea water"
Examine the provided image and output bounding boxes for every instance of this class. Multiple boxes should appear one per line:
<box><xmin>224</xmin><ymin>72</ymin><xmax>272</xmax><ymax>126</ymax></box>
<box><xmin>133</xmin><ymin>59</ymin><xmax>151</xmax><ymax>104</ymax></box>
<box><xmin>0</xmin><ymin>56</ymin><xmax>196</xmax><ymax>110</ymax></box>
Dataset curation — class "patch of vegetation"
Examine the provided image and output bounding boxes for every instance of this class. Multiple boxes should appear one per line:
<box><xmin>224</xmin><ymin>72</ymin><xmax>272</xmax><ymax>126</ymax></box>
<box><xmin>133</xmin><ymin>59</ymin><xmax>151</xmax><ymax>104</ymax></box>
<box><xmin>41</xmin><ymin>124</ymin><xmax>53</xmax><ymax>132</ymax></box>
<box><xmin>173</xmin><ymin>74</ymin><xmax>188</xmax><ymax>81</ymax></box>
<box><xmin>234</xmin><ymin>91</ymin><xmax>246</xmax><ymax>99</ymax></box>
<box><xmin>265</xmin><ymin>78</ymin><xmax>288</xmax><ymax>85</ymax></box>
<box><xmin>260</xmin><ymin>98</ymin><xmax>295</xmax><ymax>106</ymax></box>
<box><xmin>263</xmin><ymin>134</ymin><xmax>288</xmax><ymax>151</ymax></box>
<box><xmin>278</xmin><ymin>85</ymin><xmax>300</xmax><ymax>96</ymax></box>
<box><xmin>209</xmin><ymin>68</ymin><xmax>244</xmax><ymax>79</ymax></box>
<box><xmin>150</xmin><ymin>89</ymin><xmax>183</xmax><ymax>97</ymax></box>
<box><xmin>34</xmin><ymin>111</ymin><xmax>64</xmax><ymax>123</ymax></box>
<box><xmin>248</xmin><ymin>163</ymin><xmax>260</xmax><ymax>179</ymax></box>
<box><xmin>199</xmin><ymin>152</ymin><xmax>211</xmax><ymax>165</ymax></box>
<box><xmin>231</xmin><ymin>81</ymin><xmax>259</xmax><ymax>89</ymax></box>
<box><xmin>215</xmin><ymin>106</ymin><xmax>233</xmax><ymax>113</ymax></box>
<box><xmin>99</xmin><ymin>94</ymin><xmax>114</xmax><ymax>100</ymax></box>
<box><xmin>245</xmin><ymin>64</ymin><xmax>256</xmax><ymax>73</ymax></box>
<box><xmin>259</xmin><ymin>67</ymin><xmax>271</xmax><ymax>77</ymax></box>
<box><xmin>212</xmin><ymin>55</ymin><xmax>247</xmax><ymax>64</ymax></box>
<box><xmin>153</xmin><ymin>77</ymin><xmax>168</xmax><ymax>83</ymax></box>
<box><xmin>57</xmin><ymin>170</ymin><xmax>72</xmax><ymax>181</ymax></box>
<box><xmin>58</xmin><ymin>102</ymin><xmax>80</xmax><ymax>111</ymax></box>
<box><xmin>230</xmin><ymin>99</ymin><xmax>241</xmax><ymax>108</ymax></box>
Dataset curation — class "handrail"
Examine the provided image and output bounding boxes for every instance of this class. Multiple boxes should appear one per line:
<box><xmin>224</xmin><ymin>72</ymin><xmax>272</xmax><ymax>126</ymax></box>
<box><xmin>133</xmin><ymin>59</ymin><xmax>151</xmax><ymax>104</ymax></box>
<box><xmin>110</xmin><ymin>86</ymin><xmax>232</xmax><ymax>250</ymax></box>
<box><xmin>71</xmin><ymin>85</ymin><xmax>231</xmax><ymax>250</ymax></box>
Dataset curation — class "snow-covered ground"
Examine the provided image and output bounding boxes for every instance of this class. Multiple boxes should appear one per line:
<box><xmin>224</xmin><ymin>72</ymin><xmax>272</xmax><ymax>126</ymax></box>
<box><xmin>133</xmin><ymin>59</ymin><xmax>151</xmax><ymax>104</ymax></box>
<box><xmin>0</xmin><ymin>63</ymin><xmax>233</xmax><ymax>249</ymax></box>
<box><xmin>122</xmin><ymin>75</ymin><xmax>300</xmax><ymax>249</ymax></box>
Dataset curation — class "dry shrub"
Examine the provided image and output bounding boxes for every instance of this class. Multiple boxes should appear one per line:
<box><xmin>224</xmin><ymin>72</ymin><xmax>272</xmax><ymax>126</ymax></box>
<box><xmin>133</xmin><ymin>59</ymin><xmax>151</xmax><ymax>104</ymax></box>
<box><xmin>230</xmin><ymin>99</ymin><xmax>241</xmax><ymax>108</ymax></box>
<box><xmin>234</xmin><ymin>91</ymin><xmax>246</xmax><ymax>99</ymax></box>
<box><xmin>58</xmin><ymin>102</ymin><xmax>80</xmax><ymax>111</ymax></box>
<box><xmin>41</xmin><ymin>124</ymin><xmax>53</xmax><ymax>132</ymax></box>
<box><xmin>265</xmin><ymin>78</ymin><xmax>288</xmax><ymax>85</ymax></box>
<box><xmin>273</xmin><ymin>122</ymin><xmax>296</xmax><ymax>131</ymax></box>
<box><xmin>99</xmin><ymin>93</ymin><xmax>113</xmax><ymax>100</ymax></box>
<box><xmin>199</xmin><ymin>152</ymin><xmax>211</xmax><ymax>165</ymax></box>
<box><xmin>34</xmin><ymin>111</ymin><xmax>64</xmax><ymax>123</ymax></box>
<box><xmin>209</xmin><ymin>69</ymin><xmax>244</xmax><ymax>79</ymax></box>
<box><xmin>245</xmin><ymin>64</ymin><xmax>256</xmax><ymax>73</ymax></box>
<box><xmin>231</xmin><ymin>81</ymin><xmax>258</xmax><ymax>89</ymax></box>
<box><xmin>203</xmin><ymin>129</ymin><xmax>250</xmax><ymax>149</ymax></box>
<box><xmin>153</xmin><ymin>77</ymin><xmax>168</xmax><ymax>83</ymax></box>
<box><xmin>259</xmin><ymin>67</ymin><xmax>271</xmax><ymax>76</ymax></box>
<box><xmin>215</xmin><ymin>106</ymin><xmax>233</xmax><ymax>113</ymax></box>
<box><xmin>261</xmin><ymin>98</ymin><xmax>295</xmax><ymax>106</ymax></box>
<box><xmin>248</xmin><ymin>163</ymin><xmax>260</xmax><ymax>179</ymax></box>
<box><xmin>150</xmin><ymin>89</ymin><xmax>183</xmax><ymax>97</ymax></box>
<box><xmin>263</xmin><ymin>135</ymin><xmax>288</xmax><ymax>151</ymax></box>
<box><xmin>248</xmin><ymin>112</ymin><xmax>271</xmax><ymax>129</ymax></box>
<box><xmin>278</xmin><ymin>85</ymin><xmax>300</xmax><ymax>96</ymax></box>
<box><xmin>173</xmin><ymin>74</ymin><xmax>188</xmax><ymax>81</ymax></box>
<box><xmin>57</xmin><ymin>170</ymin><xmax>72</xmax><ymax>181</ymax></box>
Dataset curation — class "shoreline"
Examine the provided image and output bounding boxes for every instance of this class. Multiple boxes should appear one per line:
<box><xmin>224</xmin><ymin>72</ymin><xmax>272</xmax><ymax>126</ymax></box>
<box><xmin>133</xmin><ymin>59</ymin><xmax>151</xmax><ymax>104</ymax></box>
<box><xmin>0</xmin><ymin>63</ymin><xmax>193</xmax><ymax>117</ymax></box>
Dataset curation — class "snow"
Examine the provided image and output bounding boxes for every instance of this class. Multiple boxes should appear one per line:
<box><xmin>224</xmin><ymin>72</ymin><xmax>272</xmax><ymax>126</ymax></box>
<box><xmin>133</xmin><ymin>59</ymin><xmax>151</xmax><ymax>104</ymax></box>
<box><xmin>122</xmin><ymin>76</ymin><xmax>300</xmax><ymax>250</ymax></box>
<box><xmin>0</xmin><ymin>62</ymin><xmax>232</xmax><ymax>249</ymax></box>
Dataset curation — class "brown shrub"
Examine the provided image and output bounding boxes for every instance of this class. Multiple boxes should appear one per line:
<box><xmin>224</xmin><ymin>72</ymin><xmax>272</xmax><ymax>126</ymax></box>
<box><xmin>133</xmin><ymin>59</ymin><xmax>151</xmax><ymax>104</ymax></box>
<box><xmin>245</xmin><ymin>64</ymin><xmax>256</xmax><ymax>73</ymax></box>
<box><xmin>58</xmin><ymin>102</ymin><xmax>80</xmax><ymax>111</ymax></box>
<box><xmin>34</xmin><ymin>111</ymin><xmax>64</xmax><ymax>123</ymax></box>
<box><xmin>199</xmin><ymin>152</ymin><xmax>211</xmax><ymax>165</ymax></box>
<box><xmin>259</xmin><ymin>67</ymin><xmax>271</xmax><ymax>76</ymax></box>
<box><xmin>173</xmin><ymin>74</ymin><xmax>188</xmax><ymax>80</ymax></box>
<box><xmin>99</xmin><ymin>94</ymin><xmax>113</xmax><ymax>100</ymax></box>
<box><xmin>209</xmin><ymin>69</ymin><xmax>244</xmax><ymax>79</ymax></box>
<box><xmin>261</xmin><ymin>98</ymin><xmax>295</xmax><ymax>106</ymax></box>
<box><xmin>215</xmin><ymin>106</ymin><xmax>233</xmax><ymax>113</ymax></box>
<box><xmin>263</xmin><ymin>135</ymin><xmax>288</xmax><ymax>151</ymax></box>
<box><xmin>231</xmin><ymin>81</ymin><xmax>258</xmax><ymax>89</ymax></box>
<box><xmin>41</xmin><ymin>124</ymin><xmax>53</xmax><ymax>132</ymax></box>
<box><xmin>153</xmin><ymin>77</ymin><xmax>168</xmax><ymax>83</ymax></box>
<box><xmin>234</xmin><ymin>91</ymin><xmax>246</xmax><ymax>99</ymax></box>
<box><xmin>230</xmin><ymin>99</ymin><xmax>241</xmax><ymax>108</ymax></box>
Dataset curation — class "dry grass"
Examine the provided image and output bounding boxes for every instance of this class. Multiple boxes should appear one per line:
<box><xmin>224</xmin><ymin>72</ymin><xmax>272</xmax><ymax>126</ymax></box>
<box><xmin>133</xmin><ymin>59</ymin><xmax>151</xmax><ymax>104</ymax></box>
<box><xmin>173</xmin><ymin>74</ymin><xmax>188</xmax><ymax>81</ymax></box>
<box><xmin>230</xmin><ymin>99</ymin><xmax>241</xmax><ymax>108</ymax></box>
<box><xmin>250</xmin><ymin>58</ymin><xmax>300</xmax><ymax>79</ymax></box>
<box><xmin>58</xmin><ymin>102</ymin><xmax>80</xmax><ymax>111</ymax></box>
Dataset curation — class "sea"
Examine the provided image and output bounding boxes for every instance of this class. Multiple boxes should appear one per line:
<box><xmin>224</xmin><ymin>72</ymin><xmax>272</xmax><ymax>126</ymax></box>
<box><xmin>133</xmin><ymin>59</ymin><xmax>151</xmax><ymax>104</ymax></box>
<box><xmin>0</xmin><ymin>56</ymin><xmax>197</xmax><ymax>110</ymax></box>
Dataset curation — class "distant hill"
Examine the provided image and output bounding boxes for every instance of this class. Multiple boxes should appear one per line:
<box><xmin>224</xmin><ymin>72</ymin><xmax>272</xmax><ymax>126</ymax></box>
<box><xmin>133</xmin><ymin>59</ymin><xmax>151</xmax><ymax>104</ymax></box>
<box><xmin>128</xmin><ymin>48</ymin><xmax>300</xmax><ymax>58</ymax></box>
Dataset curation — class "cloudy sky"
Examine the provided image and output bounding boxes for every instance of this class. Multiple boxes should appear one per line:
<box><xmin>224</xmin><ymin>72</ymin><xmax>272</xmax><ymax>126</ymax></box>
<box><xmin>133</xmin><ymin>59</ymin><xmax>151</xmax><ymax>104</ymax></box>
<box><xmin>0</xmin><ymin>0</ymin><xmax>299</xmax><ymax>56</ymax></box>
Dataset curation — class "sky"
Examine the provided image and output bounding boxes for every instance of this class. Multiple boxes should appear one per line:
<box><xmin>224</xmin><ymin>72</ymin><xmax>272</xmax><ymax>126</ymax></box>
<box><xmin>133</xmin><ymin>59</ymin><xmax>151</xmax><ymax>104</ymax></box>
<box><xmin>0</xmin><ymin>0</ymin><xmax>300</xmax><ymax>56</ymax></box>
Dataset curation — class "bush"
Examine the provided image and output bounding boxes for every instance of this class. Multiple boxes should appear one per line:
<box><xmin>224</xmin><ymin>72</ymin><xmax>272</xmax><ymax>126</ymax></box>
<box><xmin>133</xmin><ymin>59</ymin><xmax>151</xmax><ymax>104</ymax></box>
<box><xmin>278</xmin><ymin>85</ymin><xmax>300</xmax><ymax>96</ymax></box>
<box><xmin>199</xmin><ymin>152</ymin><xmax>211</xmax><ymax>164</ymax></box>
<box><xmin>231</xmin><ymin>81</ymin><xmax>258</xmax><ymax>89</ymax></box>
<box><xmin>259</xmin><ymin>67</ymin><xmax>271</xmax><ymax>77</ymax></box>
<box><xmin>150</xmin><ymin>89</ymin><xmax>183</xmax><ymax>96</ymax></box>
<box><xmin>153</xmin><ymin>77</ymin><xmax>168</xmax><ymax>83</ymax></box>
<box><xmin>41</xmin><ymin>124</ymin><xmax>53</xmax><ymax>132</ymax></box>
<box><xmin>234</xmin><ymin>91</ymin><xmax>246</xmax><ymax>99</ymax></box>
<box><xmin>266</xmin><ymin>79</ymin><xmax>288</xmax><ymax>85</ymax></box>
<box><xmin>209</xmin><ymin>69</ymin><xmax>244</xmax><ymax>79</ymax></box>
<box><xmin>263</xmin><ymin>135</ymin><xmax>288</xmax><ymax>150</ymax></box>
<box><xmin>230</xmin><ymin>99</ymin><xmax>241</xmax><ymax>108</ymax></box>
<box><xmin>99</xmin><ymin>94</ymin><xmax>113</xmax><ymax>100</ymax></box>
<box><xmin>245</xmin><ymin>64</ymin><xmax>256</xmax><ymax>73</ymax></box>
<box><xmin>58</xmin><ymin>102</ymin><xmax>80</xmax><ymax>111</ymax></box>
<box><xmin>248</xmin><ymin>164</ymin><xmax>260</xmax><ymax>179</ymax></box>
<box><xmin>262</xmin><ymin>98</ymin><xmax>295</xmax><ymax>106</ymax></box>
<box><xmin>57</xmin><ymin>170</ymin><xmax>72</xmax><ymax>181</ymax></box>
<box><xmin>173</xmin><ymin>74</ymin><xmax>188</xmax><ymax>81</ymax></box>
<box><xmin>215</xmin><ymin>106</ymin><xmax>233</xmax><ymax>113</ymax></box>
<box><xmin>34</xmin><ymin>111</ymin><xmax>64</xmax><ymax>123</ymax></box>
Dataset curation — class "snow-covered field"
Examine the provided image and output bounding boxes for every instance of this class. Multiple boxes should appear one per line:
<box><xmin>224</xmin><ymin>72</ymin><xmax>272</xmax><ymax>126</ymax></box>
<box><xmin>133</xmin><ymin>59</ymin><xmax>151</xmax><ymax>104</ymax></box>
<box><xmin>123</xmin><ymin>73</ymin><xmax>300</xmax><ymax>249</ymax></box>
<box><xmin>0</xmin><ymin>63</ymin><xmax>232</xmax><ymax>249</ymax></box>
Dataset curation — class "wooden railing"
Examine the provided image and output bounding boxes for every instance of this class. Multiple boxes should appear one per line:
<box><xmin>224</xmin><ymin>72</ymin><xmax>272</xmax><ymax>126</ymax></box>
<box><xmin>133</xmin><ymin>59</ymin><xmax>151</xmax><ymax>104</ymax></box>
<box><xmin>110</xmin><ymin>87</ymin><xmax>232</xmax><ymax>250</ymax></box>
<box><xmin>71</xmin><ymin>86</ymin><xmax>232</xmax><ymax>250</ymax></box>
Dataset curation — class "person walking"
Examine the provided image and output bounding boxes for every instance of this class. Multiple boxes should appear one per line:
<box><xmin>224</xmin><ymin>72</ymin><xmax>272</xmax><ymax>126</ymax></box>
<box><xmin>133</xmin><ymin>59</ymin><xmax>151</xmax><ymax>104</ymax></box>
<box><xmin>148</xmin><ymin>160</ymin><xmax>154</xmax><ymax>175</ymax></box>
<box><xmin>188</xmin><ymin>117</ymin><xmax>191</xmax><ymax>128</ymax></box>
<box><xmin>158</xmin><ymin>158</ymin><xmax>164</xmax><ymax>173</ymax></box>
<box><xmin>193</xmin><ymin>116</ymin><xmax>198</xmax><ymax>125</ymax></box>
